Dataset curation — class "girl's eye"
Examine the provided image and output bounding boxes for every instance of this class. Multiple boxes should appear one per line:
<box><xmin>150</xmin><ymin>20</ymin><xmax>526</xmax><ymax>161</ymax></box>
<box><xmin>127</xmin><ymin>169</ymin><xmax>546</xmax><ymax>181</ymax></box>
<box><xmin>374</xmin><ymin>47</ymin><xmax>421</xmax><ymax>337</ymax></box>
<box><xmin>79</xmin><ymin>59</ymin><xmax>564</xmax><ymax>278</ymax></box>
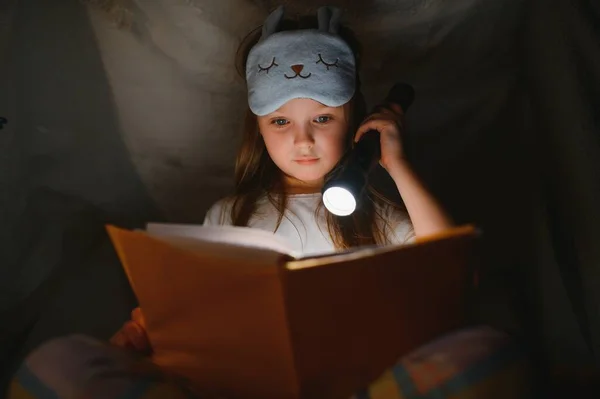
<box><xmin>315</xmin><ymin>115</ymin><xmax>332</xmax><ymax>124</ymax></box>
<box><xmin>271</xmin><ymin>118</ymin><xmax>288</xmax><ymax>126</ymax></box>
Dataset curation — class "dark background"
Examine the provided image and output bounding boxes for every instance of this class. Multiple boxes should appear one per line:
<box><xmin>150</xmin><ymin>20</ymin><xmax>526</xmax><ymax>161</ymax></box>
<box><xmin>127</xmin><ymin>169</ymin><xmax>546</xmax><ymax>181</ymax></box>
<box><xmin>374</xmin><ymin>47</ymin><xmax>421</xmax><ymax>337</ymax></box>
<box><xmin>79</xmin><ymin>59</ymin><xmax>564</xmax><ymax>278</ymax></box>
<box><xmin>1</xmin><ymin>0</ymin><xmax>599</xmax><ymax>392</ymax></box>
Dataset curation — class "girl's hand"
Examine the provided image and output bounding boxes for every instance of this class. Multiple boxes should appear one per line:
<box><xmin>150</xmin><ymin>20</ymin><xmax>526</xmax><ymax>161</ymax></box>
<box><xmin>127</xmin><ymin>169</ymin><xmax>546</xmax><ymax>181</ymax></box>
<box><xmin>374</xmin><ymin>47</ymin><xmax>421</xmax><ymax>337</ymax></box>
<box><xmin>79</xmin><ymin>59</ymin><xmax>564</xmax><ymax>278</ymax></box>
<box><xmin>356</xmin><ymin>103</ymin><xmax>454</xmax><ymax>236</ymax></box>
<box><xmin>354</xmin><ymin>104</ymin><xmax>406</xmax><ymax>172</ymax></box>
<box><xmin>110</xmin><ymin>307</ymin><xmax>152</xmax><ymax>355</ymax></box>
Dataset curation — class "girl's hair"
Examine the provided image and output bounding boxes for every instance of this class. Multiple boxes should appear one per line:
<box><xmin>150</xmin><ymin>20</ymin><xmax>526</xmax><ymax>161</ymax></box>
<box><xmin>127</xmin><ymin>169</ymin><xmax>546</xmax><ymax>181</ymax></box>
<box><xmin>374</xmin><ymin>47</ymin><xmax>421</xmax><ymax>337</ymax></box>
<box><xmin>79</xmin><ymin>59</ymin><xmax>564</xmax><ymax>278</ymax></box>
<box><xmin>230</xmin><ymin>13</ymin><xmax>408</xmax><ymax>249</ymax></box>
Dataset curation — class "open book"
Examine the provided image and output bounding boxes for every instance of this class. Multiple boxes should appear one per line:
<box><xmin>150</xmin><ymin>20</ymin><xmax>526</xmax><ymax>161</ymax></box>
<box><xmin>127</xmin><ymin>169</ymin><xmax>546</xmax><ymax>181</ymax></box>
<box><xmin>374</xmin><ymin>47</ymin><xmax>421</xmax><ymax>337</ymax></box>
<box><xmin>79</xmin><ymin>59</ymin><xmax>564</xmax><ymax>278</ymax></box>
<box><xmin>107</xmin><ymin>223</ymin><xmax>478</xmax><ymax>399</ymax></box>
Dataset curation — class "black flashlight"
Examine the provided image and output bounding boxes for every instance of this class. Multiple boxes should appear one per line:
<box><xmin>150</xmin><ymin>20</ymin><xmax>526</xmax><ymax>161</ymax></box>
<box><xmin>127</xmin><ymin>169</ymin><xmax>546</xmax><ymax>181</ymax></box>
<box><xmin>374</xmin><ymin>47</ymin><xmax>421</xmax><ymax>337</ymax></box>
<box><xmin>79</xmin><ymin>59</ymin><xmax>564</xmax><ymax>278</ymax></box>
<box><xmin>322</xmin><ymin>83</ymin><xmax>415</xmax><ymax>216</ymax></box>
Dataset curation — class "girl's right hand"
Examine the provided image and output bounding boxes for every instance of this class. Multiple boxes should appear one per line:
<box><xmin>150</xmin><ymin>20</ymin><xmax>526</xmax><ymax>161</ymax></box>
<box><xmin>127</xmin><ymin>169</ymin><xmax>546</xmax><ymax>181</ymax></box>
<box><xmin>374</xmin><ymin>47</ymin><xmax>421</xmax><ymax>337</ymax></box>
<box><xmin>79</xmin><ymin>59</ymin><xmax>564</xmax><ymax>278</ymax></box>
<box><xmin>110</xmin><ymin>307</ymin><xmax>152</xmax><ymax>355</ymax></box>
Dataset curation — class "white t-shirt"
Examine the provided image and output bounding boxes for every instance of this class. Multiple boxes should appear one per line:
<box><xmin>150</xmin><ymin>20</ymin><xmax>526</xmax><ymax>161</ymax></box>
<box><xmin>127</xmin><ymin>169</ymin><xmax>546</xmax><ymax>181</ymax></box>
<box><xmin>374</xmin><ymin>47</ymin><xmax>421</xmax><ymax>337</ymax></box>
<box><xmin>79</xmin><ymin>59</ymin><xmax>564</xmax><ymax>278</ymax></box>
<box><xmin>203</xmin><ymin>193</ymin><xmax>414</xmax><ymax>257</ymax></box>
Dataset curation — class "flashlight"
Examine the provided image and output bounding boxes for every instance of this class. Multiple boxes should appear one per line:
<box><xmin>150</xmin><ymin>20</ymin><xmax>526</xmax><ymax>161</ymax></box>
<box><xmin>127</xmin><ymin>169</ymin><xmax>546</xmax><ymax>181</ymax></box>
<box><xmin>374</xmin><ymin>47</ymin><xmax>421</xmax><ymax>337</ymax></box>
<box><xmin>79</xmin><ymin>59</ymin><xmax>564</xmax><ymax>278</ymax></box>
<box><xmin>322</xmin><ymin>83</ymin><xmax>415</xmax><ymax>216</ymax></box>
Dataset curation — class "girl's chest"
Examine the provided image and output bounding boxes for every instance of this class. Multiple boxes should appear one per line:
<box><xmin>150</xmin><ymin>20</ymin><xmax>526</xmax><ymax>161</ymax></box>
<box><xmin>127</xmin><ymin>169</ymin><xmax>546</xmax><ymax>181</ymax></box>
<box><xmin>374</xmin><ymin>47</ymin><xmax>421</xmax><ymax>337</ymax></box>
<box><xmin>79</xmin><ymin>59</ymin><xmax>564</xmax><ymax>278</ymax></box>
<box><xmin>248</xmin><ymin>202</ymin><xmax>334</xmax><ymax>257</ymax></box>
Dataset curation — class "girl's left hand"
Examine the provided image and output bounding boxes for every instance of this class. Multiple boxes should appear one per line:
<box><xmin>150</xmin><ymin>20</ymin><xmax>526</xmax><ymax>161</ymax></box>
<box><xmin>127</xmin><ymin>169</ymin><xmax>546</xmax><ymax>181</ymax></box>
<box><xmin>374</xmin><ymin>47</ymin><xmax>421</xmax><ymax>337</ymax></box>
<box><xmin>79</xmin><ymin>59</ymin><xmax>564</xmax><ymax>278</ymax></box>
<box><xmin>110</xmin><ymin>307</ymin><xmax>152</xmax><ymax>355</ymax></box>
<box><xmin>354</xmin><ymin>104</ymin><xmax>406</xmax><ymax>172</ymax></box>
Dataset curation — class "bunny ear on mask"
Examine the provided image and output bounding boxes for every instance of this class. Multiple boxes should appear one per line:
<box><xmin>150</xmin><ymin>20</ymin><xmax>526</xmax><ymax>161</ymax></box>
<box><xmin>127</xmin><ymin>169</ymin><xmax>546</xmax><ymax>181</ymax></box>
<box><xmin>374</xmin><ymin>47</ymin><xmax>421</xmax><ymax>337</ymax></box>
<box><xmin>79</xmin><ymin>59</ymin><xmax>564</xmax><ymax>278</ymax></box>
<box><xmin>318</xmin><ymin>6</ymin><xmax>342</xmax><ymax>34</ymax></box>
<box><xmin>260</xmin><ymin>5</ymin><xmax>285</xmax><ymax>40</ymax></box>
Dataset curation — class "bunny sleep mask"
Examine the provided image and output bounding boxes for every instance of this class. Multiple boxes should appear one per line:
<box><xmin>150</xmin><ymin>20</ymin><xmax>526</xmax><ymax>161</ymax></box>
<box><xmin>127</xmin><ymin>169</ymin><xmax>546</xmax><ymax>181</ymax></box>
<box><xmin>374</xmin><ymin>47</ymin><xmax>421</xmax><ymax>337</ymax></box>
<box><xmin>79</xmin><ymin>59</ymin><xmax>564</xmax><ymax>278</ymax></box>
<box><xmin>246</xmin><ymin>6</ymin><xmax>357</xmax><ymax>116</ymax></box>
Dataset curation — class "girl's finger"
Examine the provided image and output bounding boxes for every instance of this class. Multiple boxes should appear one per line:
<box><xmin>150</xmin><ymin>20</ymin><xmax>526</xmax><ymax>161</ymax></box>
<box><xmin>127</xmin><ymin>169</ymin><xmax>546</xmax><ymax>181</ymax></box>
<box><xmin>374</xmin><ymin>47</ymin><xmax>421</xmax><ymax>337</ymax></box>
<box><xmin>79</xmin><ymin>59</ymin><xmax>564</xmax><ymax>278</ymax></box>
<box><xmin>131</xmin><ymin>307</ymin><xmax>146</xmax><ymax>328</ymax></box>
<box><xmin>109</xmin><ymin>329</ymin><xmax>128</xmax><ymax>347</ymax></box>
<box><xmin>360</xmin><ymin>112</ymin><xmax>394</xmax><ymax>126</ymax></box>
<box><xmin>355</xmin><ymin>120</ymin><xmax>385</xmax><ymax>141</ymax></box>
<box><xmin>354</xmin><ymin>122</ymin><xmax>377</xmax><ymax>143</ymax></box>
<box><xmin>355</xmin><ymin>120</ymin><xmax>396</xmax><ymax>142</ymax></box>
<box><xmin>119</xmin><ymin>324</ymin><xmax>148</xmax><ymax>353</ymax></box>
<box><xmin>388</xmin><ymin>103</ymin><xmax>404</xmax><ymax>116</ymax></box>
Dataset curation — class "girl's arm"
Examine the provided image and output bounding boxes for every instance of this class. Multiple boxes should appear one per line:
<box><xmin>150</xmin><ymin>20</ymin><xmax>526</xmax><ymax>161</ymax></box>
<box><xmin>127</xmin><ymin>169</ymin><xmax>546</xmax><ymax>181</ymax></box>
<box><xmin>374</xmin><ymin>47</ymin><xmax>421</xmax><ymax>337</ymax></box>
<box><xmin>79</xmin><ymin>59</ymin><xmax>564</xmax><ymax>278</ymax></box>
<box><xmin>355</xmin><ymin>105</ymin><xmax>454</xmax><ymax>237</ymax></box>
<box><xmin>386</xmin><ymin>160</ymin><xmax>454</xmax><ymax>237</ymax></box>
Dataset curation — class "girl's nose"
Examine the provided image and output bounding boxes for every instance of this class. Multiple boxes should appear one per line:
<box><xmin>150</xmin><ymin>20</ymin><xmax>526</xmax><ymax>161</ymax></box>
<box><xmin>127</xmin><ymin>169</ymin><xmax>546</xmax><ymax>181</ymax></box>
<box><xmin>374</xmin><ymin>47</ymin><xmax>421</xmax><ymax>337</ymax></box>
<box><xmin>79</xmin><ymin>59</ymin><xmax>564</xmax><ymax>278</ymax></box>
<box><xmin>293</xmin><ymin>125</ymin><xmax>315</xmax><ymax>147</ymax></box>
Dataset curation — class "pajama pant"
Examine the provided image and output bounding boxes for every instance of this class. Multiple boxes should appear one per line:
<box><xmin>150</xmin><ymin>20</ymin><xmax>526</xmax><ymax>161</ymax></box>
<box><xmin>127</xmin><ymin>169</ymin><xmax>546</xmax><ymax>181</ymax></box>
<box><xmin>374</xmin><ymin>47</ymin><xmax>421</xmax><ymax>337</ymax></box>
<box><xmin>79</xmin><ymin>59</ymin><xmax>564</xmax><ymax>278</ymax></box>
<box><xmin>7</xmin><ymin>326</ymin><xmax>533</xmax><ymax>399</ymax></box>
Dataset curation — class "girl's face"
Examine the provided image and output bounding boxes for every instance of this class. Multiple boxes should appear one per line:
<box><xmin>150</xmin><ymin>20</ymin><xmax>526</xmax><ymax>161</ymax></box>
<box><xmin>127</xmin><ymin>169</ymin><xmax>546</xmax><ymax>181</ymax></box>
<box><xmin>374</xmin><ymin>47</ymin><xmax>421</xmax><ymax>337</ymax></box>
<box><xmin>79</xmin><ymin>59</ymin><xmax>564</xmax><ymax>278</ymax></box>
<box><xmin>257</xmin><ymin>98</ymin><xmax>350</xmax><ymax>188</ymax></box>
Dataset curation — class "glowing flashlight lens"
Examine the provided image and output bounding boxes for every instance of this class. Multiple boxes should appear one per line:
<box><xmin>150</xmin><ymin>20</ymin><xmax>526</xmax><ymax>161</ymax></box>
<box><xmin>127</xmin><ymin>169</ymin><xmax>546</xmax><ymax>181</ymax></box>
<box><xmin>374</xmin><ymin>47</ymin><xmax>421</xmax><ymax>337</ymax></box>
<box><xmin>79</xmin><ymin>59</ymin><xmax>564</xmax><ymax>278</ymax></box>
<box><xmin>323</xmin><ymin>186</ymin><xmax>356</xmax><ymax>216</ymax></box>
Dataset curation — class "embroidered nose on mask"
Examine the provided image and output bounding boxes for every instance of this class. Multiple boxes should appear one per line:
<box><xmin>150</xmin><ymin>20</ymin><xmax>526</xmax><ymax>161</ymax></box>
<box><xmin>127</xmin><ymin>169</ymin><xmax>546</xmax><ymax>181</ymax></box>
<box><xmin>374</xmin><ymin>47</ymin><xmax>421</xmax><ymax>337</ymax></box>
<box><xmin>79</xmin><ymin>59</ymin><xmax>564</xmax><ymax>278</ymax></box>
<box><xmin>286</xmin><ymin>64</ymin><xmax>311</xmax><ymax>79</ymax></box>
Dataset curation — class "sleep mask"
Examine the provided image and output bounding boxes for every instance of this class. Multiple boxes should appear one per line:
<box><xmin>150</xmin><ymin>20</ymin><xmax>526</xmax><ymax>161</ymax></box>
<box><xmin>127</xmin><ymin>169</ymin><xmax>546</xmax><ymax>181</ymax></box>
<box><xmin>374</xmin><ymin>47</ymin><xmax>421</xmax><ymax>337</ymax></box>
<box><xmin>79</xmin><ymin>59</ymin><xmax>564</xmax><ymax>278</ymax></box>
<box><xmin>246</xmin><ymin>6</ymin><xmax>357</xmax><ymax>116</ymax></box>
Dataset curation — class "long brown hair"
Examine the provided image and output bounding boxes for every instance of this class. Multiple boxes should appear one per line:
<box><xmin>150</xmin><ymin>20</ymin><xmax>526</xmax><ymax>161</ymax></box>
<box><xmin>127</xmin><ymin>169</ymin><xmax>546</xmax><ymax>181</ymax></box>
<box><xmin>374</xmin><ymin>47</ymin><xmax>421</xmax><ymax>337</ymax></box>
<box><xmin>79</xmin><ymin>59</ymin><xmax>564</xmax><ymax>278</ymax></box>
<box><xmin>229</xmin><ymin>13</ymin><xmax>408</xmax><ymax>249</ymax></box>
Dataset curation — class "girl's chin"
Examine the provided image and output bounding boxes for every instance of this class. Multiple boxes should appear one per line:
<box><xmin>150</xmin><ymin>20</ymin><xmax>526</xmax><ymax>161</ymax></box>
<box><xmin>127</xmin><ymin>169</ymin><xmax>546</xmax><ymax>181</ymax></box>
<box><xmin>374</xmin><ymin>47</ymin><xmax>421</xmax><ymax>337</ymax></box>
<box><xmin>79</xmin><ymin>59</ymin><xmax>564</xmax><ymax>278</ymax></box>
<box><xmin>288</xmin><ymin>165</ymin><xmax>335</xmax><ymax>182</ymax></box>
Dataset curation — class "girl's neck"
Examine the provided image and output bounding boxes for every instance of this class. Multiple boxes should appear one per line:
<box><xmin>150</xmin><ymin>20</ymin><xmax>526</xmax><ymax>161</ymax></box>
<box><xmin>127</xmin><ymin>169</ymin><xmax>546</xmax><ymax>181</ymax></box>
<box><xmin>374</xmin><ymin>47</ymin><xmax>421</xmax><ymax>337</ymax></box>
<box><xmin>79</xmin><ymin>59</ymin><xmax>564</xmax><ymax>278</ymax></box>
<box><xmin>282</xmin><ymin>175</ymin><xmax>323</xmax><ymax>194</ymax></box>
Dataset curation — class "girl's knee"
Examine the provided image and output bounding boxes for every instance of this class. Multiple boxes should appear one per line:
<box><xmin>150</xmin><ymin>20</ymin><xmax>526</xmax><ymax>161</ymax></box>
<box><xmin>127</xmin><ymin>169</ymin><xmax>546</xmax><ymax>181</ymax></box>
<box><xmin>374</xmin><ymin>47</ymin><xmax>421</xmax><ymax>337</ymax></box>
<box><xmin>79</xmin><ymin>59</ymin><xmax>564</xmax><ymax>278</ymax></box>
<box><xmin>7</xmin><ymin>335</ymin><xmax>167</xmax><ymax>398</ymax></box>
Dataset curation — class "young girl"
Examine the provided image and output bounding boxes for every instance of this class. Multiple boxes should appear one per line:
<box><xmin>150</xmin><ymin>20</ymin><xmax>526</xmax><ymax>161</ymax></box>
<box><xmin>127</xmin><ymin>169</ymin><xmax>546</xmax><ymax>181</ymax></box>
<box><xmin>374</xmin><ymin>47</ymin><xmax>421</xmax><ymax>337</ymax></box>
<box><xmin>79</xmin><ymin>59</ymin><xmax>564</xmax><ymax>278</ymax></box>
<box><xmin>112</xmin><ymin>4</ymin><xmax>453</xmax><ymax>352</ymax></box>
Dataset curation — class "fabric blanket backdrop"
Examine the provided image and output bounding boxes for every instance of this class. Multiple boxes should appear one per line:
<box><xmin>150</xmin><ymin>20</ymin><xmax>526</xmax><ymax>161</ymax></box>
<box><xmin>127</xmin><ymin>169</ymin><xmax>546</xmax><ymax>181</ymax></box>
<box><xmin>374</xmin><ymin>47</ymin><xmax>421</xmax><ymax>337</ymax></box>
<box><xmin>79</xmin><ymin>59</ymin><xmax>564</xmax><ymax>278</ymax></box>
<box><xmin>0</xmin><ymin>0</ymin><xmax>598</xmax><ymax>380</ymax></box>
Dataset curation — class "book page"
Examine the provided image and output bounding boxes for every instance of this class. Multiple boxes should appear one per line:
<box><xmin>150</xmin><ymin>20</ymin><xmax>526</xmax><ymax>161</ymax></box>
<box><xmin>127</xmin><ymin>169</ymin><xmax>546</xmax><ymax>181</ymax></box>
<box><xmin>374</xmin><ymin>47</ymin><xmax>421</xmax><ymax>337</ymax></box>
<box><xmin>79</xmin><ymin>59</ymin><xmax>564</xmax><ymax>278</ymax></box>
<box><xmin>146</xmin><ymin>223</ymin><xmax>299</xmax><ymax>258</ymax></box>
<box><xmin>106</xmin><ymin>226</ymin><xmax>300</xmax><ymax>398</ymax></box>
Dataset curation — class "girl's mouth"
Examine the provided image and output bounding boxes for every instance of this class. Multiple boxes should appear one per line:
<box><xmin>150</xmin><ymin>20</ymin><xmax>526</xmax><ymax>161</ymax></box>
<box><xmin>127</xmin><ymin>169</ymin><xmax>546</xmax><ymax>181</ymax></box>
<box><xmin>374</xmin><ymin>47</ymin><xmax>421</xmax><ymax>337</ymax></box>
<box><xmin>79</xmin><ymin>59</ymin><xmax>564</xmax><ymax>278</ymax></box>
<box><xmin>294</xmin><ymin>158</ymin><xmax>319</xmax><ymax>165</ymax></box>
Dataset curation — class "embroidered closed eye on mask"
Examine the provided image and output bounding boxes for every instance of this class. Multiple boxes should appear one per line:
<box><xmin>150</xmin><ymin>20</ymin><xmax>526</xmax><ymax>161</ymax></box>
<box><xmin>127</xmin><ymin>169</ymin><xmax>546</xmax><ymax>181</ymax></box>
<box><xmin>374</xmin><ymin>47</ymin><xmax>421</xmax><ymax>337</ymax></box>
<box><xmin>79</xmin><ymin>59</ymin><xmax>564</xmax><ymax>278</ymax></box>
<box><xmin>246</xmin><ymin>6</ymin><xmax>357</xmax><ymax>116</ymax></box>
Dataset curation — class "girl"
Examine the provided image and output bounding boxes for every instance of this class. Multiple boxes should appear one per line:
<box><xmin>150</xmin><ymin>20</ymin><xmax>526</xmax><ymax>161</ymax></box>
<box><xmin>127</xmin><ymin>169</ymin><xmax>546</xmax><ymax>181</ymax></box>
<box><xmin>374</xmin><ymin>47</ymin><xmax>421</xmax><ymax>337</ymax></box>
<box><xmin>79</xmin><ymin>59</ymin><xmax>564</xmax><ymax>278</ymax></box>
<box><xmin>7</xmin><ymin>9</ymin><xmax>532</xmax><ymax>399</ymax></box>
<box><xmin>112</xmin><ymin>5</ymin><xmax>453</xmax><ymax>352</ymax></box>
